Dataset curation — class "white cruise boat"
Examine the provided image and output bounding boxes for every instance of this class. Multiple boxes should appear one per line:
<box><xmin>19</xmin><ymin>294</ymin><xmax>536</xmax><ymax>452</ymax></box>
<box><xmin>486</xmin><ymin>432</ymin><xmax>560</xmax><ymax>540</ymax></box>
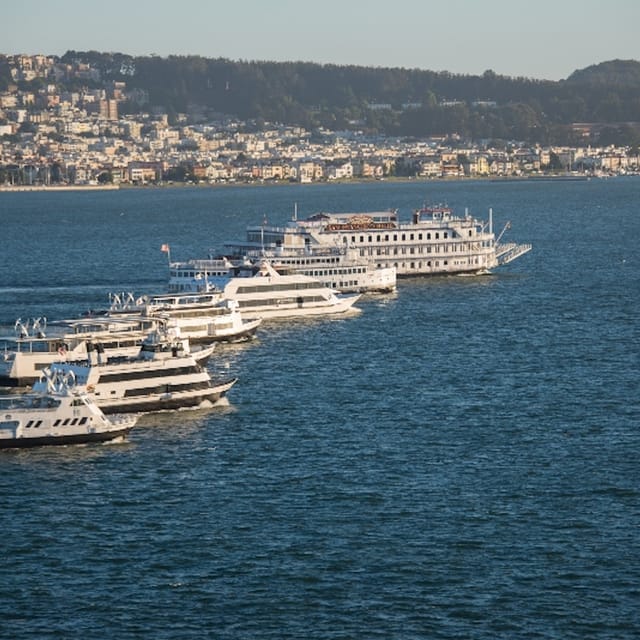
<box><xmin>168</xmin><ymin>249</ymin><xmax>396</xmax><ymax>295</ymax></box>
<box><xmin>0</xmin><ymin>316</ymin><xmax>157</xmax><ymax>388</ymax></box>
<box><xmin>104</xmin><ymin>291</ymin><xmax>262</xmax><ymax>343</ymax></box>
<box><xmin>169</xmin><ymin>250</ymin><xmax>396</xmax><ymax>295</ymax></box>
<box><xmin>168</xmin><ymin>261</ymin><xmax>361</xmax><ymax>321</ymax></box>
<box><xmin>224</xmin><ymin>205</ymin><xmax>532</xmax><ymax>277</ymax></box>
<box><xmin>0</xmin><ymin>368</ymin><xmax>137</xmax><ymax>449</ymax></box>
<box><xmin>34</xmin><ymin>328</ymin><xmax>236</xmax><ymax>414</ymax></box>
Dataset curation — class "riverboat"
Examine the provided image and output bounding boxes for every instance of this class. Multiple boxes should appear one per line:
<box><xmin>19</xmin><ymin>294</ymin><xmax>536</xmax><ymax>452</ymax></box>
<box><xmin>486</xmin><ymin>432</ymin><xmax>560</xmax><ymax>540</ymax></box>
<box><xmin>224</xmin><ymin>205</ymin><xmax>532</xmax><ymax>277</ymax></box>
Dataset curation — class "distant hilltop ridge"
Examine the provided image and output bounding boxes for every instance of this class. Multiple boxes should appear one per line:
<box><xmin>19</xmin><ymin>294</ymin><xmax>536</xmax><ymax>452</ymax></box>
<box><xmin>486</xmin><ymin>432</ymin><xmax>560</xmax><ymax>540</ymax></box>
<box><xmin>1</xmin><ymin>53</ymin><xmax>640</xmax><ymax>145</ymax></box>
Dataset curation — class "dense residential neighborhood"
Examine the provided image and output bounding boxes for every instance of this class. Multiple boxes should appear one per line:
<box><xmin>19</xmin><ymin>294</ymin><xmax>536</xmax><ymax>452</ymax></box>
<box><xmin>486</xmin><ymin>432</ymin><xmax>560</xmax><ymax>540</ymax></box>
<box><xmin>1</xmin><ymin>53</ymin><xmax>639</xmax><ymax>187</ymax></box>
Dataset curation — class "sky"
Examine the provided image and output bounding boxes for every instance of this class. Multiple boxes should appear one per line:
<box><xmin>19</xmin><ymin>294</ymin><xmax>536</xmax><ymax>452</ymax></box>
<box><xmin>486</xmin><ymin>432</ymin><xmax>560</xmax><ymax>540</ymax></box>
<box><xmin>3</xmin><ymin>0</ymin><xmax>638</xmax><ymax>81</ymax></box>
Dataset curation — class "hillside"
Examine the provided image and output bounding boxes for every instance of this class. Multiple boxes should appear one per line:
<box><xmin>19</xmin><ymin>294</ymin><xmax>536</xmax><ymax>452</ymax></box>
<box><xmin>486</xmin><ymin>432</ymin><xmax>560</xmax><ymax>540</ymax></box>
<box><xmin>23</xmin><ymin>53</ymin><xmax>640</xmax><ymax>144</ymax></box>
<box><xmin>566</xmin><ymin>59</ymin><xmax>640</xmax><ymax>86</ymax></box>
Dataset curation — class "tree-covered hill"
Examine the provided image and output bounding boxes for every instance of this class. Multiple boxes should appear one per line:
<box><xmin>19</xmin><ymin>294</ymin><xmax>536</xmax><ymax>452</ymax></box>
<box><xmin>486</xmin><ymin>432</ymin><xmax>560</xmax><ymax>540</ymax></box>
<box><xmin>59</xmin><ymin>52</ymin><xmax>640</xmax><ymax>145</ymax></box>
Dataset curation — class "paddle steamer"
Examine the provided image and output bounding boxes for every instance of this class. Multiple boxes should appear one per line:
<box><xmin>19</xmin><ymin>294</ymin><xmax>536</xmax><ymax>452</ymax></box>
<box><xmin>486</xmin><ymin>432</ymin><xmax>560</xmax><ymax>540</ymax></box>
<box><xmin>225</xmin><ymin>204</ymin><xmax>531</xmax><ymax>277</ymax></box>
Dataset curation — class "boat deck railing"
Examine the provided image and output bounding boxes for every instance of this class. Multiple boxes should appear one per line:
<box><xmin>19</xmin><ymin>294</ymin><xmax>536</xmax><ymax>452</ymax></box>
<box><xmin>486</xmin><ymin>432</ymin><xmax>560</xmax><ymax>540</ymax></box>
<box><xmin>496</xmin><ymin>243</ymin><xmax>532</xmax><ymax>265</ymax></box>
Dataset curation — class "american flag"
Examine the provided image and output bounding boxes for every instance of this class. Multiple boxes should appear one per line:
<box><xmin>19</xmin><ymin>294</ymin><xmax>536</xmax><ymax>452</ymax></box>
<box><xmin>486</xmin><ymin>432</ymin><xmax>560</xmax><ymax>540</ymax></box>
<box><xmin>161</xmin><ymin>243</ymin><xmax>170</xmax><ymax>253</ymax></box>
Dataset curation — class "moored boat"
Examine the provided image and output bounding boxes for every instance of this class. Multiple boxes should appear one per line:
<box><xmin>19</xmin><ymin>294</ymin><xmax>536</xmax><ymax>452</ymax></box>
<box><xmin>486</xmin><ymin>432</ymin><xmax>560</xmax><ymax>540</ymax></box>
<box><xmin>168</xmin><ymin>251</ymin><xmax>396</xmax><ymax>295</ymax></box>
<box><xmin>0</xmin><ymin>316</ymin><xmax>157</xmax><ymax>388</ymax></box>
<box><xmin>224</xmin><ymin>204</ymin><xmax>532</xmax><ymax>277</ymax></box>
<box><xmin>104</xmin><ymin>291</ymin><xmax>262</xmax><ymax>343</ymax></box>
<box><xmin>0</xmin><ymin>368</ymin><xmax>137</xmax><ymax>449</ymax></box>
<box><xmin>195</xmin><ymin>261</ymin><xmax>362</xmax><ymax>321</ymax></box>
<box><xmin>33</xmin><ymin>327</ymin><xmax>236</xmax><ymax>414</ymax></box>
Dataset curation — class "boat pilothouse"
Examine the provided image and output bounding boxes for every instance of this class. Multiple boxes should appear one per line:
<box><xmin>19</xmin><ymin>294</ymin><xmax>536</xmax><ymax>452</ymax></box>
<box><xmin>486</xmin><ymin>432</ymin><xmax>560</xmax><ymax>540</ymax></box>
<box><xmin>233</xmin><ymin>204</ymin><xmax>531</xmax><ymax>278</ymax></box>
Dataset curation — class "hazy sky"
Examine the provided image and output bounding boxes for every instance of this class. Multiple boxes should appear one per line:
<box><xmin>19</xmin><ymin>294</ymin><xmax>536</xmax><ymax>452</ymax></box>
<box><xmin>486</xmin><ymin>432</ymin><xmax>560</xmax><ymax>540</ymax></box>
<box><xmin>4</xmin><ymin>0</ymin><xmax>638</xmax><ymax>80</ymax></box>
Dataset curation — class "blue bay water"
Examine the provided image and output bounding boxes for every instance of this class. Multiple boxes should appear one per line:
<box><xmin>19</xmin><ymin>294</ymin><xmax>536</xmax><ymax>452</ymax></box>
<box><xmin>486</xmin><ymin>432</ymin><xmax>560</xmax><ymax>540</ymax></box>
<box><xmin>0</xmin><ymin>179</ymin><xmax>639</xmax><ymax>639</ymax></box>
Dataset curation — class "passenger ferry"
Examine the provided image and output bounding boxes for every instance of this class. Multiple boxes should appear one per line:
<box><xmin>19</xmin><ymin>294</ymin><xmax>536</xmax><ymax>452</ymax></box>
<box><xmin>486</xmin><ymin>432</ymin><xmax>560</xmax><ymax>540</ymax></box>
<box><xmin>226</xmin><ymin>204</ymin><xmax>532</xmax><ymax>277</ymax></box>
<box><xmin>0</xmin><ymin>368</ymin><xmax>137</xmax><ymax>449</ymax></box>
<box><xmin>0</xmin><ymin>316</ymin><xmax>156</xmax><ymax>388</ymax></box>
<box><xmin>104</xmin><ymin>291</ymin><xmax>262</xmax><ymax>343</ymax></box>
<box><xmin>168</xmin><ymin>244</ymin><xmax>396</xmax><ymax>294</ymax></box>
<box><xmin>35</xmin><ymin>328</ymin><xmax>236</xmax><ymax>415</ymax></box>
<box><xmin>169</xmin><ymin>261</ymin><xmax>361</xmax><ymax>321</ymax></box>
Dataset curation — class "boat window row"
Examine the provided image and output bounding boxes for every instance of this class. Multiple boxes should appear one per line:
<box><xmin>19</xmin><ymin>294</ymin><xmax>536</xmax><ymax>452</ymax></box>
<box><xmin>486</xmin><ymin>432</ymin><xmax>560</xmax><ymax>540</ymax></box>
<box><xmin>94</xmin><ymin>365</ymin><xmax>203</xmax><ymax>385</ymax></box>
<box><xmin>301</xmin><ymin>267</ymin><xmax>365</xmax><ymax>276</ymax></box>
<box><xmin>237</xmin><ymin>295</ymin><xmax>328</xmax><ymax>308</ymax></box>
<box><xmin>124</xmin><ymin>381</ymin><xmax>212</xmax><ymax>397</ymax></box>
<box><xmin>363</xmin><ymin>242</ymin><xmax>489</xmax><ymax>257</ymax></box>
<box><xmin>236</xmin><ymin>282</ymin><xmax>325</xmax><ymax>294</ymax></box>
<box><xmin>174</xmin><ymin>270</ymin><xmax>228</xmax><ymax>279</ymax></box>
<box><xmin>343</xmin><ymin>230</ymin><xmax>459</xmax><ymax>244</ymax></box>
<box><xmin>281</xmin><ymin>256</ymin><xmax>343</xmax><ymax>266</ymax></box>
<box><xmin>0</xmin><ymin>397</ymin><xmax>60</xmax><ymax>409</ymax></box>
<box><xmin>6</xmin><ymin>340</ymin><xmax>70</xmax><ymax>353</ymax></box>
<box><xmin>380</xmin><ymin>256</ymin><xmax>484</xmax><ymax>271</ymax></box>
<box><xmin>24</xmin><ymin>419</ymin><xmax>45</xmax><ymax>428</ymax></box>
<box><xmin>160</xmin><ymin>323</ymin><xmax>210</xmax><ymax>333</ymax></box>
<box><xmin>166</xmin><ymin>311</ymin><xmax>226</xmax><ymax>320</ymax></box>
<box><xmin>91</xmin><ymin>338</ymin><xmax>141</xmax><ymax>350</ymax></box>
<box><xmin>49</xmin><ymin>416</ymin><xmax>89</xmax><ymax>427</ymax></box>
<box><xmin>376</xmin><ymin>260</ymin><xmax>449</xmax><ymax>270</ymax></box>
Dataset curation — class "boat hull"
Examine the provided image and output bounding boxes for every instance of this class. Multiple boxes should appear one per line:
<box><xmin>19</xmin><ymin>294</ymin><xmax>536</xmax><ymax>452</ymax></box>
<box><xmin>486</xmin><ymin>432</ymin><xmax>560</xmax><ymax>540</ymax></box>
<box><xmin>0</xmin><ymin>426</ymin><xmax>132</xmax><ymax>449</ymax></box>
<box><xmin>186</xmin><ymin>319</ymin><xmax>262</xmax><ymax>344</ymax></box>
<box><xmin>97</xmin><ymin>378</ymin><xmax>238</xmax><ymax>414</ymax></box>
<box><xmin>237</xmin><ymin>294</ymin><xmax>361</xmax><ymax>321</ymax></box>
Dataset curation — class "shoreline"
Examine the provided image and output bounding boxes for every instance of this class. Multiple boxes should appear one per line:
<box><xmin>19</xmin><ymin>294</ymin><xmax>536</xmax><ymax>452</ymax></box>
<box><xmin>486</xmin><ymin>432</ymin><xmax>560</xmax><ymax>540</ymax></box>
<box><xmin>0</xmin><ymin>173</ymin><xmax>626</xmax><ymax>193</ymax></box>
<box><xmin>0</xmin><ymin>184</ymin><xmax>120</xmax><ymax>192</ymax></box>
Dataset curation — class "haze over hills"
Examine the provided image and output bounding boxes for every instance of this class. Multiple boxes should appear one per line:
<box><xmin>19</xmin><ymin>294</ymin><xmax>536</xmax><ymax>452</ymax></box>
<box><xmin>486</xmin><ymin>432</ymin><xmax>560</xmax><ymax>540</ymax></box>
<box><xmin>2</xmin><ymin>51</ymin><xmax>640</xmax><ymax>146</ymax></box>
